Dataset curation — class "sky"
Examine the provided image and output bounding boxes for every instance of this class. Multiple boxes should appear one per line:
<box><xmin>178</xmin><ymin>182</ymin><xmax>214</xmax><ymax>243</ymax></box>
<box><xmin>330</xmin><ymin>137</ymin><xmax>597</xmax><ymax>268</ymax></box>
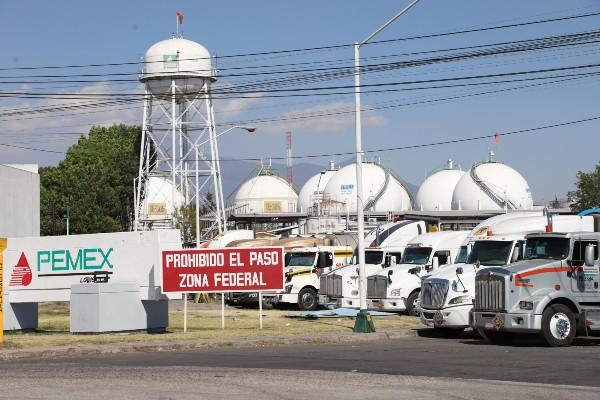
<box><xmin>1</xmin><ymin>0</ymin><xmax>600</xmax><ymax>203</ymax></box>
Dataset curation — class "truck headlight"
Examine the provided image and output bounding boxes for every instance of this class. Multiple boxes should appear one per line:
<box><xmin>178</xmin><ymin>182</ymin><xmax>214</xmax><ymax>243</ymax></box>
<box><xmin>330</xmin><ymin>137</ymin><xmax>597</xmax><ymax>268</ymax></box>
<box><xmin>448</xmin><ymin>295</ymin><xmax>472</xmax><ymax>305</ymax></box>
<box><xmin>351</xmin><ymin>290</ymin><xmax>359</xmax><ymax>296</ymax></box>
<box><xmin>519</xmin><ymin>301</ymin><xmax>533</xmax><ymax>310</ymax></box>
<box><xmin>285</xmin><ymin>284</ymin><xmax>293</xmax><ymax>294</ymax></box>
<box><xmin>390</xmin><ymin>289</ymin><xmax>401</xmax><ymax>297</ymax></box>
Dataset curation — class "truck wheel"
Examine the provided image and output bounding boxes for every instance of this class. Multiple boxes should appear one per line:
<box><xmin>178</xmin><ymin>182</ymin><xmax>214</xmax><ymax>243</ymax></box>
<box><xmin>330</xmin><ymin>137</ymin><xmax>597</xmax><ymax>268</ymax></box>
<box><xmin>477</xmin><ymin>328</ymin><xmax>513</xmax><ymax>345</ymax></box>
<box><xmin>298</xmin><ymin>288</ymin><xmax>318</xmax><ymax>311</ymax></box>
<box><xmin>434</xmin><ymin>327</ymin><xmax>464</xmax><ymax>338</ymax></box>
<box><xmin>541</xmin><ymin>304</ymin><xmax>576</xmax><ymax>347</ymax></box>
<box><xmin>405</xmin><ymin>291</ymin><xmax>420</xmax><ymax>316</ymax></box>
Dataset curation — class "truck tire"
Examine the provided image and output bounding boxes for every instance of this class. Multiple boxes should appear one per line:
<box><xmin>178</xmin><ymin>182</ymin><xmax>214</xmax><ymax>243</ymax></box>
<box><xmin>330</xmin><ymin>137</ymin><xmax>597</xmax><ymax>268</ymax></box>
<box><xmin>298</xmin><ymin>287</ymin><xmax>318</xmax><ymax>311</ymax></box>
<box><xmin>434</xmin><ymin>327</ymin><xmax>464</xmax><ymax>338</ymax></box>
<box><xmin>541</xmin><ymin>304</ymin><xmax>576</xmax><ymax>347</ymax></box>
<box><xmin>405</xmin><ymin>291</ymin><xmax>420</xmax><ymax>316</ymax></box>
<box><xmin>477</xmin><ymin>328</ymin><xmax>513</xmax><ymax>345</ymax></box>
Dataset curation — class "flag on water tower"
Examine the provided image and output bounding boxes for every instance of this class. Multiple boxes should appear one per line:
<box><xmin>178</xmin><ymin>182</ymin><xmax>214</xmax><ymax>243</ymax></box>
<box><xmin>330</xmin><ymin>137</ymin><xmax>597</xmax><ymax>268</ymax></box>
<box><xmin>493</xmin><ymin>132</ymin><xmax>500</xmax><ymax>144</ymax></box>
<box><xmin>176</xmin><ymin>11</ymin><xmax>184</xmax><ymax>25</ymax></box>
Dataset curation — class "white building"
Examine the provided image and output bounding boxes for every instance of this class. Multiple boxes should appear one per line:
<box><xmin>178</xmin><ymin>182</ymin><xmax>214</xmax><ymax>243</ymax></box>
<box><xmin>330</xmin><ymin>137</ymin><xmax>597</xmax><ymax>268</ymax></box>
<box><xmin>0</xmin><ymin>164</ymin><xmax>40</xmax><ymax>237</ymax></box>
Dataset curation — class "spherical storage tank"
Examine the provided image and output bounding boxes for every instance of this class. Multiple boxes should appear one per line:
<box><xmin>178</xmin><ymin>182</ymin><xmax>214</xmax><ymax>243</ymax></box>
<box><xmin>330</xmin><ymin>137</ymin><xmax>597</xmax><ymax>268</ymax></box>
<box><xmin>144</xmin><ymin>176</ymin><xmax>185</xmax><ymax>220</ymax></box>
<box><xmin>298</xmin><ymin>161</ymin><xmax>337</xmax><ymax>212</ymax></box>
<box><xmin>416</xmin><ymin>160</ymin><xmax>465</xmax><ymax>211</ymax></box>
<box><xmin>323</xmin><ymin>162</ymin><xmax>412</xmax><ymax>212</ymax></box>
<box><xmin>234</xmin><ymin>173</ymin><xmax>299</xmax><ymax>214</ymax></box>
<box><xmin>452</xmin><ymin>153</ymin><xmax>533</xmax><ymax>211</ymax></box>
<box><xmin>140</xmin><ymin>37</ymin><xmax>215</xmax><ymax>96</ymax></box>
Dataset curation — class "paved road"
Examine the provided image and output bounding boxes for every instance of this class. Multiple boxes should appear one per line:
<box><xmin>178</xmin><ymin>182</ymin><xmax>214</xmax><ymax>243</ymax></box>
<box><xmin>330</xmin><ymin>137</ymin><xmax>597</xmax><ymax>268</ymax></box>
<box><xmin>1</xmin><ymin>331</ymin><xmax>600</xmax><ymax>399</ymax></box>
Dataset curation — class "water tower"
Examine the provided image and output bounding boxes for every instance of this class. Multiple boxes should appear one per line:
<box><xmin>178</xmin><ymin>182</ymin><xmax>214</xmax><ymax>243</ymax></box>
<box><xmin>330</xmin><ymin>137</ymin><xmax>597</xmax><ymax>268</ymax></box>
<box><xmin>134</xmin><ymin>30</ymin><xmax>227</xmax><ymax>238</ymax></box>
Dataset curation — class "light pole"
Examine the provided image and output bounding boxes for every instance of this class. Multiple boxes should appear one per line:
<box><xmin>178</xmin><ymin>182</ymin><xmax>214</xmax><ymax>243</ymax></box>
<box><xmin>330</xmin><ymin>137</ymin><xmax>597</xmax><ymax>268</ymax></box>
<box><xmin>194</xmin><ymin>125</ymin><xmax>256</xmax><ymax>246</ymax></box>
<box><xmin>353</xmin><ymin>0</ymin><xmax>421</xmax><ymax>333</ymax></box>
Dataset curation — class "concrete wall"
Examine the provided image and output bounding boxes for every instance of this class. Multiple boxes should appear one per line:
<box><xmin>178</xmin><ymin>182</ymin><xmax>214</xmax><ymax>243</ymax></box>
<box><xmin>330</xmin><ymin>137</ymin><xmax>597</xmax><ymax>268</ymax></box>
<box><xmin>0</xmin><ymin>164</ymin><xmax>40</xmax><ymax>237</ymax></box>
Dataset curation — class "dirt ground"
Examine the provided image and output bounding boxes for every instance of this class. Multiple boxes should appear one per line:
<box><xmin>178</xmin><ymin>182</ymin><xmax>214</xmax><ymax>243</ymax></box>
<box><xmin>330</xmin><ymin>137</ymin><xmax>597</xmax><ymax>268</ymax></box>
<box><xmin>1</xmin><ymin>301</ymin><xmax>422</xmax><ymax>349</ymax></box>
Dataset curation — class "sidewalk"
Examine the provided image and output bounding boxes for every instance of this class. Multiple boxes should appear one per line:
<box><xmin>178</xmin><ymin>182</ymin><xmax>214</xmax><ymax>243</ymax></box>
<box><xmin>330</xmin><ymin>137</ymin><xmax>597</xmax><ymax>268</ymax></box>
<box><xmin>0</xmin><ymin>328</ymin><xmax>417</xmax><ymax>361</ymax></box>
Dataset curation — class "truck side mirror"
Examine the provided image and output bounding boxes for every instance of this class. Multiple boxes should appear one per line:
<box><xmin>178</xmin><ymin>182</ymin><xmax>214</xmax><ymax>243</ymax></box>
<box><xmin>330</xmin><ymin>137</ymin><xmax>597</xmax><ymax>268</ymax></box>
<box><xmin>585</xmin><ymin>244</ymin><xmax>596</xmax><ymax>267</ymax></box>
<box><xmin>387</xmin><ymin>269</ymin><xmax>393</xmax><ymax>283</ymax></box>
<box><xmin>318</xmin><ymin>252</ymin><xmax>333</xmax><ymax>268</ymax></box>
<box><xmin>383</xmin><ymin>254</ymin><xmax>392</xmax><ymax>268</ymax></box>
<box><xmin>456</xmin><ymin>266</ymin><xmax>464</xmax><ymax>275</ymax></box>
<box><xmin>284</xmin><ymin>253</ymin><xmax>291</xmax><ymax>266</ymax></box>
<box><xmin>511</xmin><ymin>248</ymin><xmax>520</xmax><ymax>263</ymax></box>
<box><xmin>432</xmin><ymin>256</ymin><xmax>439</xmax><ymax>270</ymax></box>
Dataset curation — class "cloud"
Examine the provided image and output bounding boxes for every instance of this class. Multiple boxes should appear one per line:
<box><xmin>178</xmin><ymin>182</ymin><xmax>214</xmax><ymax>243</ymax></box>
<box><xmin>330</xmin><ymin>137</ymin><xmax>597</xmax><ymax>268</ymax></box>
<box><xmin>257</xmin><ymin>100</ymin><xmax>389</xmax><ymax>135</ymax></box>
<box><xmin>214</xmin><ymin>92</ymin><xmax>265</xmax><ymax>121</ymax></box>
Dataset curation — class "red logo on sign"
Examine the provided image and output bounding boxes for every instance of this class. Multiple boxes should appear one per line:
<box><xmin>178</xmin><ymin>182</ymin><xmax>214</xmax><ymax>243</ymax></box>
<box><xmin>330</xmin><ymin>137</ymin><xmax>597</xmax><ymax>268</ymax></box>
<box><xmin>10</xmin><ymin>252</ymin><xmax>32</xmax><ymax>287</ymax></box>
<box><xmin>161</xmin><ymin>247</ymin><xmax>284</xmax><ymax>293</ymax></box>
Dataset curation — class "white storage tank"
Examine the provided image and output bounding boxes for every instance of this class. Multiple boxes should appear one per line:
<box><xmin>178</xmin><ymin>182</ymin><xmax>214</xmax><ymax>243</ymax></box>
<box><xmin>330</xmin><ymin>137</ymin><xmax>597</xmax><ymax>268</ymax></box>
<box><xmin>144</xmin><ymin>176</ymin><xmax>186</xmax><ymax>220</ymax></box>
<box><xmin>416</xmin><ymin>159</ymin><xmax>465</xmax><ymax>211</ymax></box>
<box><xmin>452</xmin><ymin>152</ymin><xmax>533</xmax><ymax>211</ymax></box>
<box><xmin>140</xmin><ymin>37</ymin><xmax>214</xmax><ymax>96</ymax></box>
<box><xmin>234</xmin><ymin>171</ymin><xmax>298</xmax><ymax>214</ymax></box>
<box><xmin>322</xmin><ymin>162</ymin><xmax>412</xmax><ymax>213</ymax></box>
<box><xmin>298</xmin><ymin>161</ymin><xmax>338</xmax><ymax>212</ymax></box>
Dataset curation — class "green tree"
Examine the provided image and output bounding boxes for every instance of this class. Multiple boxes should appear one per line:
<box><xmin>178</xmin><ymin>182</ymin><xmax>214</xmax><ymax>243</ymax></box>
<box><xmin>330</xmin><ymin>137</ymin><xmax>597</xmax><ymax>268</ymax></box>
<box><xmin>40</xmin><ymin>124</ymin><xmax>142</xmax><ymax>235</ymax></box>
<box><xmin>173</xmin><ymin>192</ymin><xmax>217</xmax><ymax>244</ymax></box>
<box><xmin>569</xmin><ymin>162</ymin><xmax>600</xmax><ymax>212</ymax></box>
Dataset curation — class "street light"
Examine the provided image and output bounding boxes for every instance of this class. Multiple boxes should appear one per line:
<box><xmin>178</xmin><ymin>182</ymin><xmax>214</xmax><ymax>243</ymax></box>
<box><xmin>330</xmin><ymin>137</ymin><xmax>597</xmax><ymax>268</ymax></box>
<box><xmin>353</xmin><ymin>0</ymin><xmax>422</xmax><ymax>333</ymax></box>
<box><xmin>194</xmin><ymin>125</ymin><xmax>257</xmax><ymax>247</ymax></box>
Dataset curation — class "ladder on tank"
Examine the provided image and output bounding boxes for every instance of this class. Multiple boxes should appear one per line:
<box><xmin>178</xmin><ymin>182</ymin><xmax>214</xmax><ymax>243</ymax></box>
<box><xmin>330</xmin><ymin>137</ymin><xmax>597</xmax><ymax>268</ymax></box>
<box><xmin>470</xmin><ymin>162</ymin><xmax>518</xmax><ymax>210</ymax></box>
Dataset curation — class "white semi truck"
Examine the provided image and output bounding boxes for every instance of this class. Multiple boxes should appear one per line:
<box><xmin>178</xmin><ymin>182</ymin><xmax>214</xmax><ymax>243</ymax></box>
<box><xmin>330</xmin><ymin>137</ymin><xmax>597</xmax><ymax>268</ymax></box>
<box><xmin>367</xmin><ymin>230</ymin><xmax>469</xmax><ymax>315</ymax></box>
<box><xmin>472</xmin><ymin>230</ymin><xmax>600</xmax><ymax>346</ymax></box>
<box><xmin>418</xmin><ymin>212</ymin><xmax>594</xmax><ymax>336</ymax></box>
<box><xmin>273</xmin><ymin>245</ymin><xmax>354</xmax><ymax>310</ymax></box>
<box><xmin>318</xmin><ymin>220</ymin><xmax>426</xmax><ymax>309</ymax></box>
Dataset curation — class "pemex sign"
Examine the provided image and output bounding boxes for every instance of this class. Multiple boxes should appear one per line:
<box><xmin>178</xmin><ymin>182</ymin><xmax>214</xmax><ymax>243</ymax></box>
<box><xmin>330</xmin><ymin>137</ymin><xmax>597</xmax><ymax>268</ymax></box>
<box><xmin>4</xmin><ymin>230</ymin><xmax>182</xmax><ymax>303</ymax></box>
<box><xmin>161</xmin><ymin>247</ymin><xmax>284</xmax><ymax>293</ymax></box>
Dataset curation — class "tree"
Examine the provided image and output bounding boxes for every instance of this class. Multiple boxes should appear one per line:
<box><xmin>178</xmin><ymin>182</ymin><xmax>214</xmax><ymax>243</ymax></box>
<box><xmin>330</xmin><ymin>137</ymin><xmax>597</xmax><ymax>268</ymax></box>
<box><xmin>569</xmin><ymin>162</ymin><xmax>600</xmax><ymax>213</ymax></box>
<box><xmin>173</xmin><ymin>192</ymin><xmax>217</xmax><ymax>244</ymax></box>
<box><xmin>40</xmin><ymin>124</ymin><xmax>142</xmax><ymax>235</ymax></box>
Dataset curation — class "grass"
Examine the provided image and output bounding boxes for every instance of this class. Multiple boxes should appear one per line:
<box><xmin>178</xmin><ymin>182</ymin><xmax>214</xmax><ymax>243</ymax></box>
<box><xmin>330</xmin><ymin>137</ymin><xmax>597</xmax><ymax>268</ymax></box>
<box><xmin>1</xmin><ymin>301</ymin><xmax>422</xmax><ymax>350</ymax></box>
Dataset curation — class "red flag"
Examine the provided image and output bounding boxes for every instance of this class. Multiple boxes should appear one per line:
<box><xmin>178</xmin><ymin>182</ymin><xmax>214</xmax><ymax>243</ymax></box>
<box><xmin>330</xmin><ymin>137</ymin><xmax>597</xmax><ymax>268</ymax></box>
<box><xmin>493</xmin><ymin>132</ymin><xmax>500</xmax><ymax>144</ymax></box>
<box><xmin>176</xmin><ymin>11</ymin><xmax>184</xmax><ymax>25</ymax></box>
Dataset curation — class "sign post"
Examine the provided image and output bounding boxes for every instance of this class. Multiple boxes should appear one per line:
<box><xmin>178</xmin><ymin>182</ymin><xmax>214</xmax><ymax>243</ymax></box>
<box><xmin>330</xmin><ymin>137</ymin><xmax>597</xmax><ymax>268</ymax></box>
<box><xmin>259</xmin><ymin>291</ymin><xmax>263</xmax><ymax>329</ymax></box>
<box><xmin>161</xmin><ymin>247</ymin><xmax>284</xmax><ymax>331</ymax></box>
<box><xmin>0</xmin><ymin>238</ymin><xmax>5</xmax><ymax>344</ymax></box>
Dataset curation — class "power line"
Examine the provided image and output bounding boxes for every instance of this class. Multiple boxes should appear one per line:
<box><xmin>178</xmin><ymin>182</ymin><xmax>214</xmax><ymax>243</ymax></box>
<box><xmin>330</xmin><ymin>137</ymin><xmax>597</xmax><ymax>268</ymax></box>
<box><xmin>1</xmin><ymin>10</ymin><xmax>599</xmax><ymax>73</ymax></box>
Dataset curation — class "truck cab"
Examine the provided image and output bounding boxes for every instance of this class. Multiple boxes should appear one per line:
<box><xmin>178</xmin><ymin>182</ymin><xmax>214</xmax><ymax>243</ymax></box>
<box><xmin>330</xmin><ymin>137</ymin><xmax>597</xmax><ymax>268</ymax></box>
<box><xmin>318</xmin><ymin>220</ymin><xmax>426</xmax><ymax>309</ymax></box>
<box><xmin>472</xmin><ymin>231</ymin><xmax>600</xmax><ymax>346</ymax></box>
<box><xmin>366</xmin><ymin>231</ymin><xmax>469</xmax><ymax>315</ymax></box>
<box><xmin>274</xmin><ymin>246</ymin><xmax>353</xmax><ymax>310</ymax></box>
<box><xmin>418</xmin><ymin>213</ymin><xmax>594</xmax><ymax>337</ymax></box>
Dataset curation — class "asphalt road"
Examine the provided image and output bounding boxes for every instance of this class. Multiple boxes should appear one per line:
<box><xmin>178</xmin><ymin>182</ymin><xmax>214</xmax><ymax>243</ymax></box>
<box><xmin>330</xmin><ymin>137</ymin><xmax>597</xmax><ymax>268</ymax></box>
<box><xmin>2</xmin><ymin>331</ymin><xmax>600</xmax><ymax>399</ymax></box>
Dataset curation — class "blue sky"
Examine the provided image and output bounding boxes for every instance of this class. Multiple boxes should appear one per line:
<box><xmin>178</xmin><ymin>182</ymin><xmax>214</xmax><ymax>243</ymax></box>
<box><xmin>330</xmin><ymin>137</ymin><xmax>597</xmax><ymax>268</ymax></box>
<box><xmin>1</xmin><ymin>0</ymin><xmax>600</xmax><ymax>202</ymax></box>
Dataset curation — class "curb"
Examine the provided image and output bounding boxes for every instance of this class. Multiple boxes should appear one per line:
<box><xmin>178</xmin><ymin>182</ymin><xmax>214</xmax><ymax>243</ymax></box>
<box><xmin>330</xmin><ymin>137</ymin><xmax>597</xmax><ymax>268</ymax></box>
<box><xmin>0</xmin><ymin>328</ymin><xmax>417</xmax><ymax>361</ymax></box>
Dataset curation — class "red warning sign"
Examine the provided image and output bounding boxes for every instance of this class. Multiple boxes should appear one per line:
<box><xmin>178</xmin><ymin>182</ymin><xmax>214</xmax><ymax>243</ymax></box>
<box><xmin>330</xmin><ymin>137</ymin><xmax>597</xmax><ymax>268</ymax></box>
<box><xmin>9</xmin><ymin>252</ymin><xmax>32</xmax><ymax>287</ymax></box>
<box><xmin>161</xmin><ymin>247</ymin><xmax>284</xmax><ymax>293</ymax></box>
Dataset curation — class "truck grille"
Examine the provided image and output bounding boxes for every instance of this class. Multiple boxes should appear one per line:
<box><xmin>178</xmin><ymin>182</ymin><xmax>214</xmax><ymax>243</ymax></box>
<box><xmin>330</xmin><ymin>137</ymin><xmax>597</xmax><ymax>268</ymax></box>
<box><xmin>320</xmin><ymin>274</ymin><xmax>343</xmax><ymax>298</ymax></box>
<box><xmin>475</xmin><ymin>274</ymin><xmax>506</xmax><ymax>312</ymax></box>
<box><xmin>367</xmin><ymin>275</ymin><xmax>387</xmax><ymax>299</ymax></box>
<box><xmin>420</xmin><ymin>279</ymin><xmax>449</xmax><ymax>309</ymax></box>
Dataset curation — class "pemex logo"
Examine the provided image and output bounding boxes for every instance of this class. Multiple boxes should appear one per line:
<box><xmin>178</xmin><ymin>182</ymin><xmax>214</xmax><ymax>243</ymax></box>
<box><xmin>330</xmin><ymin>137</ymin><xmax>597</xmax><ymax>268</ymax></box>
<box><xmin>9</xmin><ymin>252</ymin><xmax>32</xmax><ymax>287</ymax></box>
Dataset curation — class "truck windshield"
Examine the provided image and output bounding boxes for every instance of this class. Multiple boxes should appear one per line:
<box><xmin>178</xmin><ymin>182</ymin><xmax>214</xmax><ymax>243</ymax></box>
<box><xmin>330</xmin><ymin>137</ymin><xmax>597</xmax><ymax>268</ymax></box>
<box><xmin>401</xmin><ymin>247</ymin><xmax>432</xmax><ymax>265</ymax></box>
<box><xmin>525</xmin><ymin>237</ymin><xmax>570</xmax><ymax>260</ymax></box>
<box><xmin>364</xmin><ymin>251</ymin><xmax>384</xmax><ymax>265</ymax></box>
<box><xmin>467</xmin><ymin>241</ymin><xmax>513</xmax><ymax>266</ymax></box>
<box><xmin>455</xmin><ymin>246</ymin><xmax>468</xmax><ymax>264</ymax></box>
<box><xmin>286</xmin><ymin>252</ymin><xmax>316</xmax><ymax>267</ymax></box>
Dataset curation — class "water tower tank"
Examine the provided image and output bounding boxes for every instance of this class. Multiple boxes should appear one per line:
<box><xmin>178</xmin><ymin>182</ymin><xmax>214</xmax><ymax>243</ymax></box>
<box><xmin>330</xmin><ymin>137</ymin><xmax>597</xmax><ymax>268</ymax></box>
<box><xmin>234</xmin><ymin>173</ymin><xmax>299</xmax><ymax>214</ymax></box>
<box><xmin>140</xmin><ymin>37</ymin><xmax>214</xmax><ymax>96</ymax></box>
<box><xmin>323</xmin><ymin>162</ymin><xmax>412</xmax><ymax>212</ymax></box>
<box><xmin>416</xmin><ymin>159</ymin><xmax>465</xmax><ymax>211</ymax></box>
<box><xmin>452</xmin><ymin>152</ymin><xmax>533</xmax><ymax>211</ymax></box>
<box><xmin>298</xmin><ymin>161</ymin><xmax>337</xmax><ymax>212</ymax></box>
